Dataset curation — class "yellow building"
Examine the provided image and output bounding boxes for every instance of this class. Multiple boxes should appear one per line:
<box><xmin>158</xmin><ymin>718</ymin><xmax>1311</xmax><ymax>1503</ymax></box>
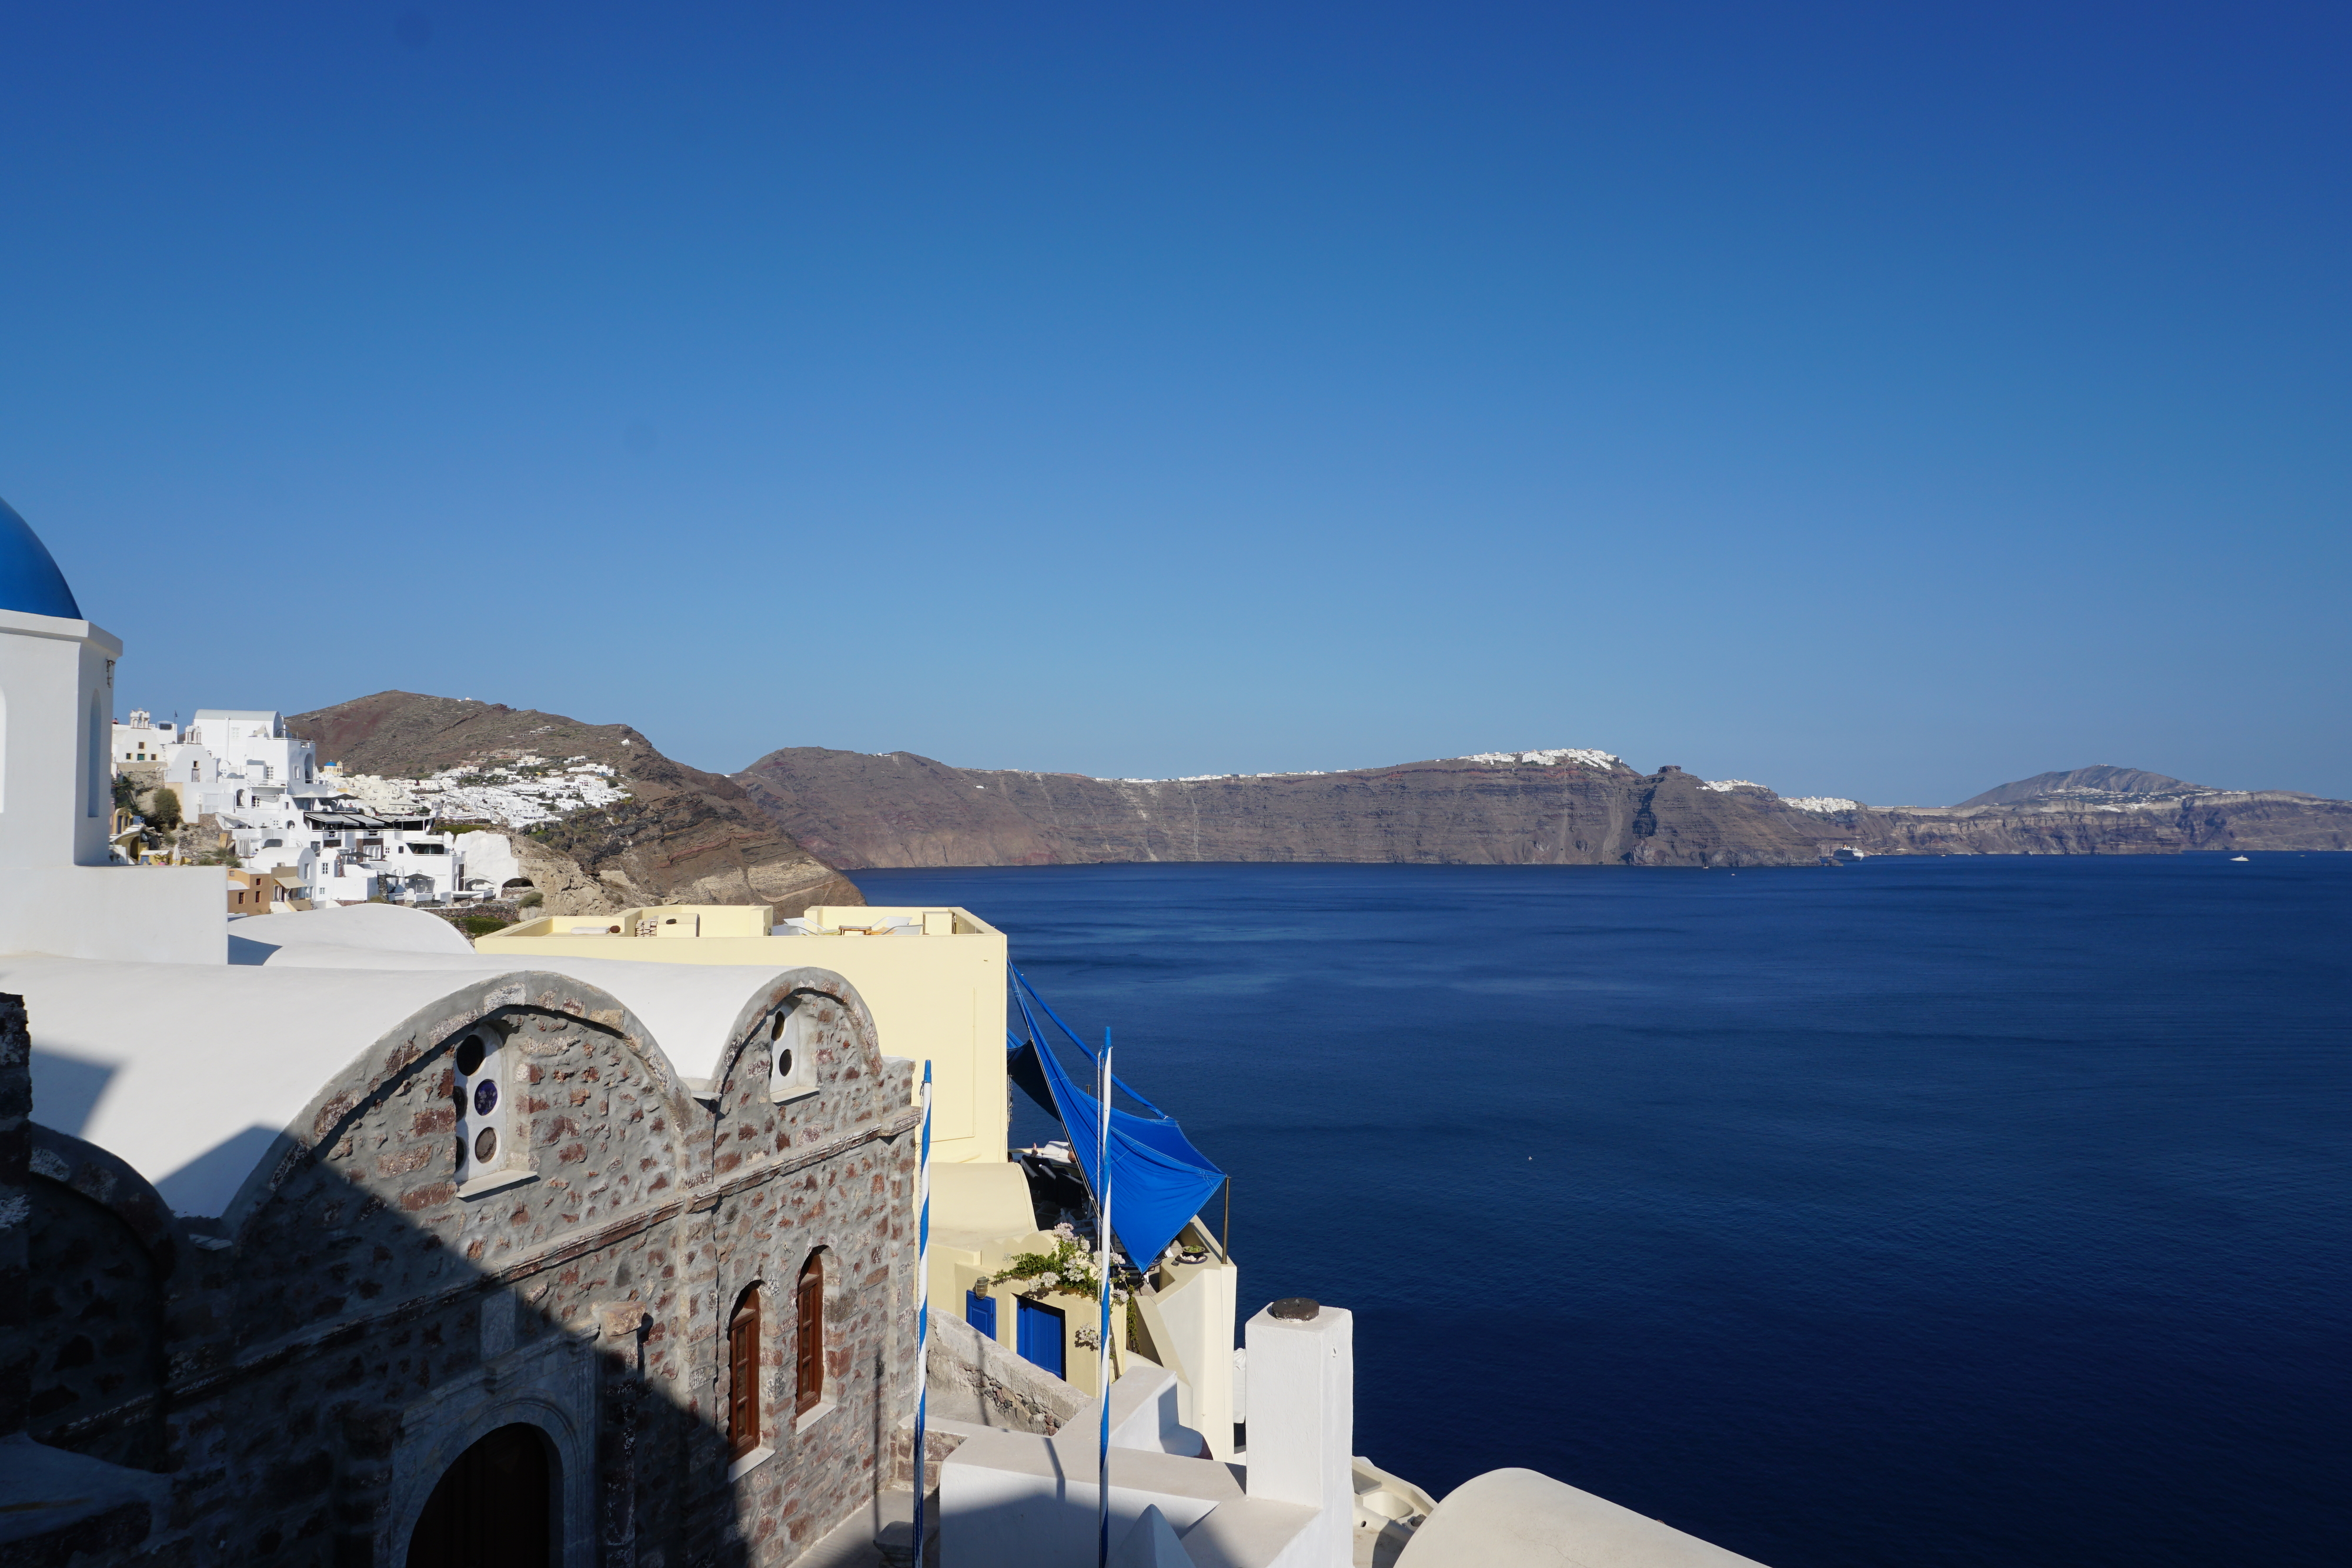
<box><xmin>479</xmin><ymin>903</ymin><xmax>1008</xmax><ymax>1164</ymax></box>
<box><xmin>476</xmin><ymin>901</ymin><xmax>1239</xmax><ymax>1453</ymax></box>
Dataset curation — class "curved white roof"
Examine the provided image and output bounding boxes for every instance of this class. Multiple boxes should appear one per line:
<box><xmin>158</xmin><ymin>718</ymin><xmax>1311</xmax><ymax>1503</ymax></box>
<box><xmin>226</xmin><ymin>906</ymin><xmax>811</xmax><ymax>1084</ymax></box>
<box><xmin>17</xmin><ymin>911</ymin><xmax>844</xmax><ymax>1220</ymax></box>
<box><xmin>9</xmin><ymin>955</ymin><xmax>554</xmax><ymax>1218</ymax></box>
<box><xmin>1394</xmin><ymin>1467</ymin><xmax>1768</xmax><ymax>1567</ymax></box>
<box><xmin>240</xmin><ymin>941</ymin><xmax>801</xmax><ymax>1082</ymax></box>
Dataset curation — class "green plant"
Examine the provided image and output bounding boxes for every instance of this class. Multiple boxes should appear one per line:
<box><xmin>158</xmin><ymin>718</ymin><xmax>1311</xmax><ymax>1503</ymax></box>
<box><xmin>112</xmin><ymin>775</ymin><xmax>139</xmax><ymax>813</ymax></box>
<box><xmin>456</xmin><ymin>915</ymin><xmax>506</xmax><ymax>937</ymax></box>
<box><xmin>984</xmin><ymin>1226</ymin><xmax>1128</xmax><ymax>1303</ymax></box>
<box><xmin>145</xmin><ymin>788</ymin><xmax>183</xmax><ymax>831</ymax></box>
<box><xmin>517</xmin><ymin>891</ymin><xmax>543</xmax><ymax>910</ymax></box>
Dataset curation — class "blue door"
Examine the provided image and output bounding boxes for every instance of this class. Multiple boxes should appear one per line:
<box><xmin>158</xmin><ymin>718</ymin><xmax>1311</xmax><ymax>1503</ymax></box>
<box><xmin>965</xmin><ymin>1289</ymin><xmax>997</xmax><ymax>1340</ymax></box>
<box><xmin>1015</xmin><ymin>1298</ymin><xmax>1065</xmax><ymax>1379</ymax></box>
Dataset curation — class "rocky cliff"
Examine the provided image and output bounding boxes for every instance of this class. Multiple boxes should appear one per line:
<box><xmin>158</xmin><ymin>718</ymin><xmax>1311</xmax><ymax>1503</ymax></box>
<box><xmin>1848</xmin><ymin>767</ymin><xmax>2352</xmax><ymax>855</ymax></box>
<box><xmin>290</xmin><ymin>693</ymin><xmax>863</xmax><ymax>915</ymax></box>
<box><xmin>734</xmin><ymin>747</ymin><xmax>2351</xmax><ymax>869</ymax></box>
<box><xmin>737</xmin><ymin>748</ymin><xmax>1875</xmax><ymax>869</ymax></box>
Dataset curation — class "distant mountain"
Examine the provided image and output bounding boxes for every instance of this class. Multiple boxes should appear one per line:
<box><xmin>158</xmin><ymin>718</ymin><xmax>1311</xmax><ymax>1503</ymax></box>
<box><xmin>1955</xmin><ymin>766</ymin><xmax>2214</xmax><ymax>809</ymax></box>
<box><xmin>289</xmin><ymin>692</ymin><xmax>861</xmax><ymax>916</ymax></box>
<box><xmin>731</xmin><ymin>745</ymin><xmax>2352</xmax><ymax>868</ymax></box>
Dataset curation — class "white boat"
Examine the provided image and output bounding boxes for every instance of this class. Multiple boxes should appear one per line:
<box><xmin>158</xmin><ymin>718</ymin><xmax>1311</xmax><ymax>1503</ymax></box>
<box><xmin>2230</xmin><ymin>854</ymin><xmax>2250</xmax><ymax>862</ymax></box>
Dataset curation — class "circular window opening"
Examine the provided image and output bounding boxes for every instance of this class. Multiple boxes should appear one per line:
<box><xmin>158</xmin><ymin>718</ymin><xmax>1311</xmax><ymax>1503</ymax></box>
<box><xmin>475</xmin><ymin>1128</ymin><xmax>498</xmax><ymax>1162</ymax></box>
<box><xmin>455</xmin><ymin>1035</ymin><xmax>487</xmax><ymax>1076</ymax></box>
<box><xmin>473</xmin><ymin>1079</ymin><xmax>499</xmax><ymax>1116</ymax></box>
<box><xmin>777</xmin><ymin>1048</ymin><xmax>794</xmax><ymax>1079</ymax></box>
<box><xmin>770</xmin><ymin>1010</ymin><xmax>788</xmax><ymax>1042</ymax></box>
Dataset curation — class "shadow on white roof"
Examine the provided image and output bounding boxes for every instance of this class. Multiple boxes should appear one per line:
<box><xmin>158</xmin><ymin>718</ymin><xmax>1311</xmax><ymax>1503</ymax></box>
<box><xmin>16</xmin><ymin>907</ymin><xmax>857</xmax><ymax>1221</ymax></box>
<box><xmin>228</xmin><ymin>902</ymin><xmax>476</xmax><ymax>955</ymax></box>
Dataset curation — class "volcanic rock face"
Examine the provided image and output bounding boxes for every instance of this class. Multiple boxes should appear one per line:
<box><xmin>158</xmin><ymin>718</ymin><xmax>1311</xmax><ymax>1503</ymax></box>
<box><xmin>736</xmin><ymin>750</ymin><xmax>1866</xmax><ymax>869</ymax></box>
<box><xmin>735</xmin><ymin>748</ymin><xmax>2352</xmax><ymax>868</ymax></box>
<box><xmin>289</xmin><ymin>692</ymin><xmax>863</xmax><ymax>915</ymax></box>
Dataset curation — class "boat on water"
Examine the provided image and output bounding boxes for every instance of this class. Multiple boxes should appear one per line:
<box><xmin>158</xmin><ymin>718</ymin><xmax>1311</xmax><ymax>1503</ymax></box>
<box><xmin>2231</xmin><ymin>854</ymin><xmax>2251</xmax><ymax>861</ymax></box>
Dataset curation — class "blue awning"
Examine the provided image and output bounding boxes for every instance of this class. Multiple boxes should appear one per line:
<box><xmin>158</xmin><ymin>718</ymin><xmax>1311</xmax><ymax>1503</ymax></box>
<box><xmin>1007</xmin><ymin>968</ymin><xmax>1226</xmax><ymax>1271</ymax></box>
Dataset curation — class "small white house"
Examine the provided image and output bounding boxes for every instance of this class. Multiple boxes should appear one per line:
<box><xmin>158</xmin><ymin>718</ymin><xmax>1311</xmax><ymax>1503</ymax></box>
<box><xmin>111</xmin><ymin>708</ymin><xmax>178</xmax><ymax>767</ymax></box>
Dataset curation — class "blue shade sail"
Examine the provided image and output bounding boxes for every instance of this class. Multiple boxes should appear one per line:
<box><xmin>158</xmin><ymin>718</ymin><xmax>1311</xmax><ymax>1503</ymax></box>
<box><xmin>0</xmin><ymin>495</ymin><xmax>82</xmax><ymax>619</ymax></box>
<box><xmin>1005</xmin><ymin>968</ymin><xmax>1227</xmax><ymax>1272</ymax></box>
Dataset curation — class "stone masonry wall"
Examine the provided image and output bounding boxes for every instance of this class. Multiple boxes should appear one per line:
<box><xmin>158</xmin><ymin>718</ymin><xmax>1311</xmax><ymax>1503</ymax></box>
<box><xmin>4</xmin><ymin>991</ymin><xmax>35</xmax><ymax>1442</ymax></box>
<box><xmin>13</xmin><ymin>967</ymin><xmax>920</xmax><ymax>1568</ymax></box>
<box><xmin>698</xmin><ymin>979</ymin><xmax>917</xmax><ymax>1566</ymax></box>
<box><xmin>24</xmin><ymin>1178</ymin><xmax>166</xmax><ymax>1470</ymax></box>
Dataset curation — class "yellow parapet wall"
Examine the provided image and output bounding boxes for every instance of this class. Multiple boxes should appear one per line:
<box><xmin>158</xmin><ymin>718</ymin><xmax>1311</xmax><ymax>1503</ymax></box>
<box><xmin>477</xmin><ymin>902</ymin><xmax>1009</xmax><ymax>1165</ymax></box>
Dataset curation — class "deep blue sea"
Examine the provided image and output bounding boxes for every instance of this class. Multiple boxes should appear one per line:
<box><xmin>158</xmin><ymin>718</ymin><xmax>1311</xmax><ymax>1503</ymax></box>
<box><xmin>854</xmin><ymin>856</ymin><xmax>2350</xmax><ymax>1568</ymax></box>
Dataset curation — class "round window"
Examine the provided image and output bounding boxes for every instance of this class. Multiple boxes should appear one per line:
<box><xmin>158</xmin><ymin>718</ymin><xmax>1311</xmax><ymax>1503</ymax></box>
<box><xmin>473</xmin><ymin>1079</ymin><xmax>499</xmax><ymax>1116</ymax></box>
<box><xmin>776</xmin><ymin>1048</ymin><xmax>794</xmax><ymax>1079</ymax></box>
<box><xmin>474</xmin><ymin>1128</ymin><xmax>498</xmax><ymax>1162</ymax></box>
<box><xmin>454</xmin><ymin>1035</ymin><xmax>486</xmax><ymax>1076</ymax></box>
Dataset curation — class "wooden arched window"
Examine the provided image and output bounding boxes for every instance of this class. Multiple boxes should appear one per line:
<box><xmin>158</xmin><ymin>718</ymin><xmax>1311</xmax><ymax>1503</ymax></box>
<box><xmin>794</xmin><ymin>1253</ymin><xmax>826</xmax><ymax>1416</ymax></box>
<box><xmin>727</xmin><ymin>1285</ymin><xmax>762</xmax><ymax>1460</ymax></box>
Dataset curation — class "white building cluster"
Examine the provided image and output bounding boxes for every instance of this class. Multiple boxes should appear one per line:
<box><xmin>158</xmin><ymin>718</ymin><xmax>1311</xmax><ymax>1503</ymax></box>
<box><xmin>1456</xmin><ymin>747</ymin><xmax>1626</xmax><ymax>769</ymax></box>
<box><xmin>212</xmin><ymin>790</ymin><xmax>524</xmax><ymax>909</ymax></box>
<box><xmin>1701</xmin><ymin>778</ymin><xmax>1865</xmax><ymax>814</ymax></box>
<box><xmin>109</xmin><ymin>707</ymin><xmax>532</xmax><ymax>909</ymax></box>
<box><xmin>327</xmin><ymin>754</ymin><xmax>628</xmax><ymax>830</ymax></box>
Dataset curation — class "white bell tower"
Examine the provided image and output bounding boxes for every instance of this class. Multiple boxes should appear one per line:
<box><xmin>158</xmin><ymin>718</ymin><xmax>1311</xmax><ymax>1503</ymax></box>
<box><xmin>1</xmin><ymin>496</ymin><xmax>224</xmax><ymax>961</ymax></box>
<box><xmin>0</xmin><ymin>606</ymin><xmax>119</xmax><ymax>871</ymax></box>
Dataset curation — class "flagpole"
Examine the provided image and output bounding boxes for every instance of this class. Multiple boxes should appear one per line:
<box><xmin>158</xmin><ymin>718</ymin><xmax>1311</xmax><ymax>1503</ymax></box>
<box><xmin>1097</xmin><ymin>1029</ymin><xmax>1113</xmax><ymax>1568</ymax></box>
<box><xmin>913</xmin><ymin>1061</ymin><xmax>933</xmax><ymax>1565</ymax></box>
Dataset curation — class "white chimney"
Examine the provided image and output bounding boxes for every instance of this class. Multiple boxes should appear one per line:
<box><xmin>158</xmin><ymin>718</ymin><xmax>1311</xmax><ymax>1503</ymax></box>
<box><xmin>1242</xmin><ymin>1299</ymin><xmax>1352</xmax><ymax>1567</ymax></box>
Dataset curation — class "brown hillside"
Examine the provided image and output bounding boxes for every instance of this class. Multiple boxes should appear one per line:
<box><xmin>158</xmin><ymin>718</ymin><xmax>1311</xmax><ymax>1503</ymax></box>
<box><xmin>290</xmin><ymin>692</ymin><xmax>862</xmax><ymax>916</ymax></box>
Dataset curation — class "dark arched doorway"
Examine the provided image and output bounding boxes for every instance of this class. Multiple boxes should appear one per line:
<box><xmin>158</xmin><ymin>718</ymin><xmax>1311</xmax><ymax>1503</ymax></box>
<box><xmin>406</xmin><ymin>1423</ymin><xmax>553</xmax><ymax>1568</ymax></box>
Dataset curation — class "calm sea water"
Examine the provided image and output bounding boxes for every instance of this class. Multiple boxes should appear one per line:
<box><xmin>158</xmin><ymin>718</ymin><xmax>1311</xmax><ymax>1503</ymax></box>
<box><xmin>854</xmin><ymin>856</ymin><xmax>2350</xmax><ymax>1568</ymax></box>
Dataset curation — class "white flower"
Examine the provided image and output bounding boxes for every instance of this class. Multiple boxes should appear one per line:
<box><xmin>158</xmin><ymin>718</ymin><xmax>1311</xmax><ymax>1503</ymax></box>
<box><xmin>1038</xmin><ymin>1272</ymin><xmax>1060</xmax><ymax>1288</ymax></box>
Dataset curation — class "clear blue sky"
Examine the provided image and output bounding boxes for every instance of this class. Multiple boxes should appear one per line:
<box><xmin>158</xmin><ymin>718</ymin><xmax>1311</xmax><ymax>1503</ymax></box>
<box><xmin>5</xmin><ymin>3</ymin><xmax>2346</xmax><ymax>806</ymax></box>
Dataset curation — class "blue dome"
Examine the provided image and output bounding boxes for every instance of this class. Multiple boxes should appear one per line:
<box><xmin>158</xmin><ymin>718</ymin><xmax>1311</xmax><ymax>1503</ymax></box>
<box><xmin>1</xmin><ymin>494</ymin><xmax>82</xmax><ymax>619</ymax></box>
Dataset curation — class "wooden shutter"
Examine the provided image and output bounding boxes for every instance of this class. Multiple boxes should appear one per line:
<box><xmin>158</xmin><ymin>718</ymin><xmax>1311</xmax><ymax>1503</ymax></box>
<box><xmin>728</xmin><ymin>1290</ymin><xmax>760</xmax><ymax>1459</ymax></box>
<box><xmin>795</xmin><ymin>1258</ymin><xmax>824</xmax><ymax>1415</ymax></box>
